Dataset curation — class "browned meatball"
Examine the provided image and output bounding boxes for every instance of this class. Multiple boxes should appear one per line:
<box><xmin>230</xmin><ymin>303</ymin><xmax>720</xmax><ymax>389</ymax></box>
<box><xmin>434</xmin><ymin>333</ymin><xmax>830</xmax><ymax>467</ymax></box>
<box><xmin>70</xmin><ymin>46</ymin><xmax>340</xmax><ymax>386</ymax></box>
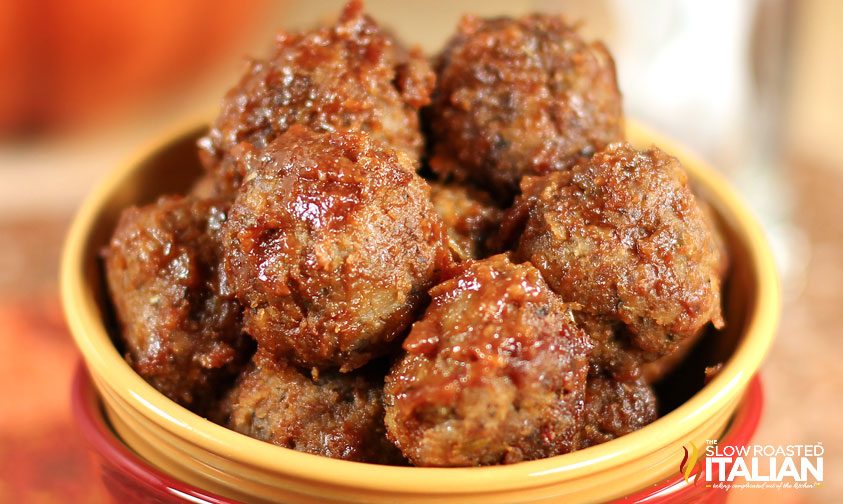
<box><xmin>579</xmin><ymin>373</ymin><xmax>657</xmax><ymax>449</ymax></box>
<box><xmin>429</xmin><ymin>14</ymin><xmax>623</xmax><ymax>198</ymax></box>
<box><xmin>429</xmin><ymin>182</ymin><xmax>503</xmax><ymax>261</ymax></box>
<box><xmin>699</xmin><ymin>199</ymin><xmax>730</xmax><ymax>279</ymax></box>
<box><xmin>511</xmin><ymin>144</ymin><xmax>724</xmax><ymax>375</ymax></box>
<box><xmin>104</xmin><ymin>196</ymin><xmax>248</xmax><ymax>413</ymax></box>
<box><xmin>640</xmin><ymin>329</ymin><xmax>703</xmax><ymax>383</ymax></box>
<box><xmin>638</xmin><ymin>202</ymin><xmax>726</xmax><ymax>383</ymax></box>
<box><xmin>222</xmin><ymin>126</ymin><xmax>452</xmax><ymax>372</ymax></box>
<box><xmin>199</xmin><ymin>0</ymin><xmax>434</xmax><ymax>196</ymax></box>
<box><xmin>574</xmin><ymin>314</ymin><xmax>642</xmax><ymax>382</ymax></box>
<box><xmin>219</xmin><ymin>353</ymin><xmax>403</xmax><ymax>464</ymax></box>
<box><xmin>384</xmin><ymin>254</ymin><xmax>591</xmax><ymax>467</ymax></box>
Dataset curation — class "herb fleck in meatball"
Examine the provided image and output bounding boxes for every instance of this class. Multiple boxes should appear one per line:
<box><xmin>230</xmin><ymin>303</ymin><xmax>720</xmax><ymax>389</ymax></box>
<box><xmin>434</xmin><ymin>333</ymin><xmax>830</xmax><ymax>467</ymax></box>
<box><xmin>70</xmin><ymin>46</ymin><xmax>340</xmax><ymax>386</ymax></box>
<box><xmin>429</xmin><ymin>14</ymin><xmax>623</xmax><ymax>198</ymax></box>
<box><xmin>104</xmin><ymin>196</ymin><xmax>248</xmax><ymax>413</ymax></box>
<box><xmin>219</xmin><ymin>354</ymin><xmax>403</xmax><ymax>464</ymax></box>
<box><xmin>199</xmin><ymin>0</ymin><xmax>434</xmax><ymax>196</ymax></box>
<box><xmin>384</xmin><ymin>254</ymin><xmax>591</xmax><ymax>467</ymax></box>
<box><xmin>429</xmin><ymin>182</ymin><xmax>503</xmax><ymax>261</ymax></box>
<box><xmin>222</xmin><ymin>126</ymin><xmax>452</xmax><ymax>372</ymax></box>
<box><xmin>511</xmin><ymin>143</ymin><xmax>724</xmax><ymax>375</ymax></box>
<box><xmin>579</xmin><ymin>373</ymin><xmax>657</xmax><ymax>449</ymax></box>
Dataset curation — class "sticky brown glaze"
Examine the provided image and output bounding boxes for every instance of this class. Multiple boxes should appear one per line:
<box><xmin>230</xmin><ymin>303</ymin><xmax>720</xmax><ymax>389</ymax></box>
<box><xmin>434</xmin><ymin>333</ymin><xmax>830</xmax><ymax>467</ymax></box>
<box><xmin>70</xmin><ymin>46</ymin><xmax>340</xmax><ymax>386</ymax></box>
<box><xmin>579</xmin><ymin>373</ymin><xmax>657</xmax><ymax>449</ymax></box>
<box><xmin>199</xmin><ymin>0</ymin><xmax>434</xmax><ymax>196</ymax></box>
<box><xmin>384</xmin><ymin>254</ymin><xmax>591</xmax><ymax>467</ymax></box>
<box><xmin>219</xmin><ymin>353</ymin><xmax>403</xmax><ymax>464</ymax></box>
<box><xmin>222</xmin><ymin>126</ymin><xmax>452</xmax><ymax>372</ymax></box>
<box><xmin>428</xmin><ymin>14</ymin><xmax>623</xmax><ymax>199</ymax></box>
<box><xmin>511</xmin><ymin>143</ymin><xmax>724</xmax><ymax>376</ymax></box>
<box><xmin>103</xmin><ymin>196</ymin><xmax>248</xmax><ymax>413</ymax></box>
<box><xmin>429</xmin><ymin>182</ymin><xmax>504</xmax><ymax>261</ymax></box>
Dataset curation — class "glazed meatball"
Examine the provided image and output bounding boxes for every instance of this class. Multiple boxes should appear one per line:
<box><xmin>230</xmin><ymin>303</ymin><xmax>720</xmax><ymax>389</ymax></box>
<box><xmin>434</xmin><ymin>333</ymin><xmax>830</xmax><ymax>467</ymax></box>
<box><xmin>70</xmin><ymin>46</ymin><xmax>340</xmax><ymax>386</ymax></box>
<box><xmin>384</xmin><ymin>254</ymin><xmax>591</xmax><ymax>467</ymax></box>
<box><xmin>579</xmin><ymin>373</ymin><xmax>657</xmax><ymax>449</ymax></box>
<box><xmin>104</xmin><ymin>196</ymin><xmax>248</xmax><ymax>412</ymax></box>
<box><xmin>640</xmin><ymin>200</ymin><xmax>726</xmax><ymax>383</ymax></box>
<box><xmin>429</xmin><ymin>182</ymin><xmax>503</xmax><ymax>261</ymax></box>
<box><xmin>222</xmin><ymin>126</ymin><xmax>452</xmax><ymax>372</ymax></box>
<box><xmin>199</xmin><ymin>0</ymin><xmax>434</xmax><ymax>196</ymax></box>
<box><xmin>511</xmin><ymin>143</ymin><xmax>724</xmax><ymax>373</ymax></box>
<box><xmin>220</xmin><ymin>354</ymin><xmax>403</xmax><ymax>464</ymax></box>
<box><xmin>429</xmin><ymin>14</ymin><xmax>623</xmax><ymax>198</ymax></box>
<box><xmin>640</xmin><ymin>329</ymin><xmax>703</xmax><ymax>383</ymax></box>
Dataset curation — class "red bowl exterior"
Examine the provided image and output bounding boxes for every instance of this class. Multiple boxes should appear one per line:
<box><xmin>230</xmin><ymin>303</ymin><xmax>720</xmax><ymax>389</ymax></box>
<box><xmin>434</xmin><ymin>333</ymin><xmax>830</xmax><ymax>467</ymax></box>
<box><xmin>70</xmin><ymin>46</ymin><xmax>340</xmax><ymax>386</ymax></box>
<box><xmin>72</xmin><ymin>363</ymin><xmax>763</xmax><ymax>504</ymax></box>
<box><xmin>71</xmin><ymin>364</ymin><xmax>233</xmax><ymax>504</ymax></box>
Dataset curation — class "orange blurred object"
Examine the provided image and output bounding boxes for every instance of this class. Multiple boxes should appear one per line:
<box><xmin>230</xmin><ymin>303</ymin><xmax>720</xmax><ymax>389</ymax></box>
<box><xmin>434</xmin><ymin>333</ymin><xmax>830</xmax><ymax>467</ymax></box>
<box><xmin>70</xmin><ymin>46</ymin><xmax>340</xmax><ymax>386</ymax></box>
<box><xmin>0</xmin><ymin>0</ymin><xmax>273</xmax><ymax>138</ymax></box>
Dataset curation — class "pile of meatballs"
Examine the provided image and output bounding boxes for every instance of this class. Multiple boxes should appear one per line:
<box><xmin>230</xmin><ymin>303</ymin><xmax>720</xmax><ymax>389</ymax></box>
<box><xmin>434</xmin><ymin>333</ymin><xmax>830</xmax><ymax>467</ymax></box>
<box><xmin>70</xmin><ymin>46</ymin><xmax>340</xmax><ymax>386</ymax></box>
<box><xmin>104</xmin><ymin>1</ymin><xmax>726</xmax><ymax>467</ymax></box>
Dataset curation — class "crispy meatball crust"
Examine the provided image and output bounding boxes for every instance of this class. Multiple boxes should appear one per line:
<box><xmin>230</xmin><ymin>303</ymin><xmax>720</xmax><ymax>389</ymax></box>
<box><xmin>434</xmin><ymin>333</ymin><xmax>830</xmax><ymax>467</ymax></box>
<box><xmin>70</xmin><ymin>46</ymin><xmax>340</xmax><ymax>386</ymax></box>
<box><xmin>579</xmin><ymin>373</ymin><xmax>657</xmax><ymax>449</ymax></box>
<box><xmin>222</xmin><ymin>126</ymin><xmax>452</xmax><ymax>372</ymax></box>
<box><xmin>220</xmin><ymin>354</ymin><xmax>403</xmax><ymax>464</ymax></box>
<box><xmin>104</xmin><ymin>196</ymin><xmax>247</xmax><ymax>412</ymax></box>
<box><xmin>511</xmin><ymin>144</ymin><xmax>724</xmax><ymax>373</ymax></box>
<box><xmin>639</xmin><ymin>201</ymin><xmax>727</xmax><ymax>383</ymax></box>
<box><xmin>429</xmin><ymin>14</ymin><xmax>623</xmax><ymax>198</ymax></box>
<box><xmin>384</xmin><ymin>254</ymin><xmax>591</xmax><ymax>467</ymax></box>
<box><xmin>199</xmin><ymin>0</ymin><xmax>434</xmax><ymax>196</ymax></box>
<box><xmin>429</xmin><ymin>182</ymin><xmax>503</xmax><ymax>261</ymax></box>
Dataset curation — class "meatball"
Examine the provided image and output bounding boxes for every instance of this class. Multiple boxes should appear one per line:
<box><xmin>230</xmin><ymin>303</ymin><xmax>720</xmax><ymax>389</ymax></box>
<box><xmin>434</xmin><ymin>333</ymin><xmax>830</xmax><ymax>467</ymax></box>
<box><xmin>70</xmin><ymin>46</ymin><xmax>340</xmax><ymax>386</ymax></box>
<box><xmin>639</xmin><ymin>199</ymin><xmax>728</xmax><ymax>383</ymax></box>
<box><xmin>574</xmin><ymin>314</ymin><xmax>641</xmax><ymax>382</ymax></box>
<box><xmin>699</xmin><ymin>199</ymin><xmax>730</xmax><ymax>279</ymax></box>
<box><xmin>219</xmin><ymin>353</ymin><xmax>403</xmax><ymax>464</ymax></box>
<box><xmin>222</xmin><ymin>126</ymin><xmax>452</xmax><ymax>372</ymax></box>
<box><xmin>511</xmin><ymin>143</ymin><xmax>724</xmax><ymax>373</ymax></box>
<box><xmin>640</xmin><ymin>328</ymin><xmax>703</xmax><ymax>383</ymax></box>
<box><xmin>384</xmin><ymin>254</ymin><xmax>591</xmax><ymax>467</ymax></box>
<box><xmin>429</xmin><ymin>14</ymin><xmax>623</xmax><ymax>198</ymax></box>
<box><xmin>199</xmin><ymin>0</ymin><xmax>434</xmax><ymax>196</ymax></box>
<box><xmin>103</xmin><ymin>196</ymin><xmax>248</xmax><ymax>412</ymax></box>
<box><xmin>429</xmin><ymin>182</ymin><xmax>503</xmax><ymax>261</ymax></box>
<box><xmin>579</xmin><ymin>373</ymin><xmax>657</xmax><ymax>449</ymax></box>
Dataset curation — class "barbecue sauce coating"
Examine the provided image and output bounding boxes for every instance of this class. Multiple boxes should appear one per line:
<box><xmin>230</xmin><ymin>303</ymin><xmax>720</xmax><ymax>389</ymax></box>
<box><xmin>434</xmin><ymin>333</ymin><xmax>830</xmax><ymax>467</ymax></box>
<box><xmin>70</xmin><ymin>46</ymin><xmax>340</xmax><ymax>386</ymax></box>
<box><xmin>384</xmin><ymin>254</ymin><xmax>591</xmax><ymax>466</ymax></box>
<box><xmin>220</xmin><ymin>353</ymin><xmax>403</xmax><ymax>464</ymax></box>
<box><xmin>429</xmin><ymin>182</ymin><xmax>504</xmax><ymax>261</ymax></box>
<box><xmin>104</xmin><ymin>196</ymin><xmax>248</xmax><ymax>413</ymax></box>
<box><xmin>222</xmin><ymin>126</ymin><xmax>452</xmax><ymax>372</ymax></box>
<box><xmin>510</xmin><ymin>143</ymin><xmax>724</xmax><ymax>377</ymax></box>
<box><xmin>198</xmin><ymin>0</ymin><xmax>434</xmax><ymax>196</ymax></box>
<box><xmin>429</xmin><ymin>14</ymin><xmax>623</xmax><ymax>199</ymax></box>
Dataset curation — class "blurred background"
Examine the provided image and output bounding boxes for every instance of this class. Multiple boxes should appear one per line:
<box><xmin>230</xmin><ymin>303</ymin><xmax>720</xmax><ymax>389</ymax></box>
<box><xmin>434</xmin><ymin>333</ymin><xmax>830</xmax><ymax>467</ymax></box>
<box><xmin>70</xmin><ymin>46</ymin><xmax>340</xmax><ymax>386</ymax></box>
<box><xmin>0</xmin><ymin>1</ymin><xmax>840</xmax><ymax>502</ymax></box>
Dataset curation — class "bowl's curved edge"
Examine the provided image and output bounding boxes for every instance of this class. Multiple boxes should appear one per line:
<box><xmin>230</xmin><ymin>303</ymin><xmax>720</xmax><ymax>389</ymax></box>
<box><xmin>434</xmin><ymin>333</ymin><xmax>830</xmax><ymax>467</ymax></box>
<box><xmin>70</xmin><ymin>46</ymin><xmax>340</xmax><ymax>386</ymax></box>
<box><xmin>71</xmin><ymin>361</ymin><xmax>765</xmax><ymax>503</ymax></box>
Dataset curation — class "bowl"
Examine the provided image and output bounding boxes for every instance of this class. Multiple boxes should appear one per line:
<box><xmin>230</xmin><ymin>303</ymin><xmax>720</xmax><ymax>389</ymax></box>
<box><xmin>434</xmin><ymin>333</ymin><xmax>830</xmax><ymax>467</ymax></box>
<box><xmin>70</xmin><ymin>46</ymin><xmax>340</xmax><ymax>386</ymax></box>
<box><xmin>71</xmin><ymin>361</ymin><xmax>764</xmax><ymax>504</ymax></box>
<box><xmin>61</xmin><ymin>120</ymin><xmax>780</xmax><ymax>503</ymax></box>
